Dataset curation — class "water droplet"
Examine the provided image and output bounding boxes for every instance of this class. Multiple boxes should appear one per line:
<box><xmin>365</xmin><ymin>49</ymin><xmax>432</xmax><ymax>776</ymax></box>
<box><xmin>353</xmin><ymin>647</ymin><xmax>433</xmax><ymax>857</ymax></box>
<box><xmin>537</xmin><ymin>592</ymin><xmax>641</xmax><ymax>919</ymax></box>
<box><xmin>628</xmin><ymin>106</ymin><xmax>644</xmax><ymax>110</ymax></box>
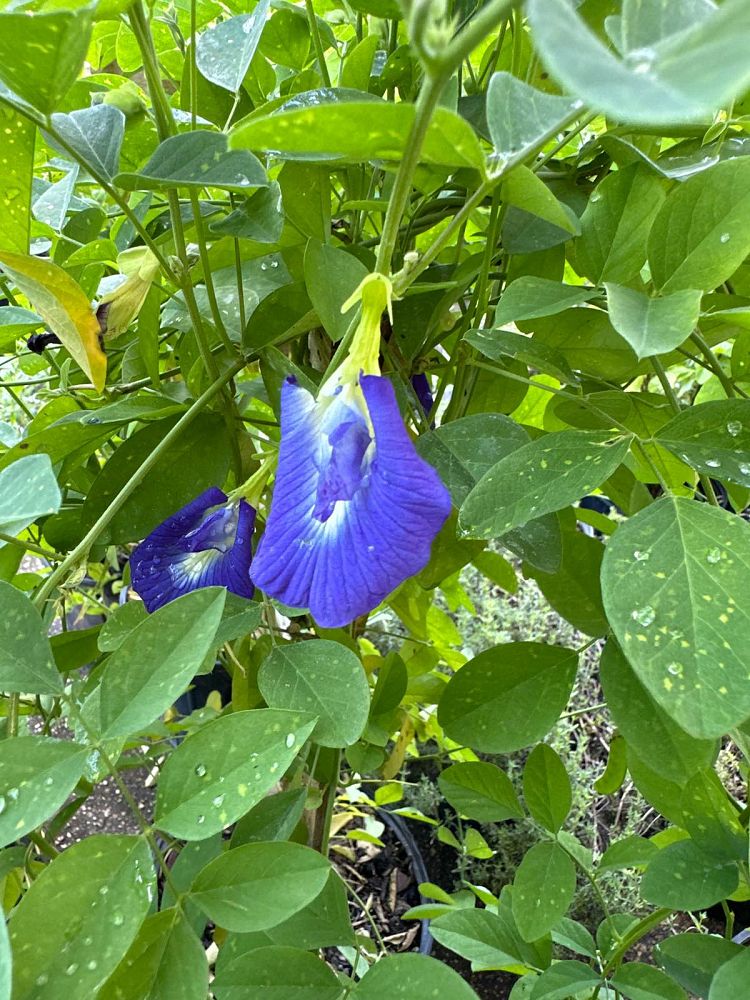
<box><xmin>84</xmin><ymin>414</ymin><xmax>102</xmax><ymax>424</ymax></box>
<box><xmin>260</xmin><ymin>262</ymin><xmax>267</xmax><ymax>270</ymax></box>
<box><xmin>705</xmin><ymin>458</ymin><xmax>720</xmax><ymax>468</ymax></box>
<box><xmin>631</xmin><ymin>605</ymin><xmax>655</xmax><ymax>627</ymax></box>
<box><xmin>720</xmin><ymin>232</ymin><xmax>731</xmax><ymax>244</ymax></box>
<box><xmin>667</xmin><ymin>662</ymin><xmax>683</xmax><ymax>676</ymax></box>
<box><xmin>194</xmin><ymin>763</ymin><xmax>207</xmax><ymax>778</ymax></box>
<box><xmin>196</xmin><ymin>814</ymin><xmax>206</xmax><ymax>825</ymax></box>
<box><xmin>727</xmin><ymin>420</ymin><xmax>742</xmax><ymax>437</ymax></box>
<box><xmin>212</xmin><ymin>794</ymin><xmax>225</xmax><ymax>808</ymax></box>
<box><xmin>65</xmin><ymin>963</ymin><xmax>79</xmax><ymax>976</ymax></box>
<box><xmin>625</xmin><ymin>46</ymin><xmax>657</xmax><ymax>75</ymax></box>
<box><xmin>285</xmin><ymin>733</ymin><xmax>295</xmax><ymax>748</ymax></box>
<box><xmin>7</xmin><ymin>787</ymin><xmax>19</xmax><ymax>801</ymax></box>
<box><xmin>270</xmin><ymin>259</ymin><xmax>279</xmax><ymax>268</ymax></box>
<box><xmin>740</xmin><ymin>462</ymin><xmax>750</xmax><ymax>476</ymax></box>
<box><xmin>35</xmin><ymin>975</ymin><xmax>49</xmax><ymax>986</ymax></box>
<box><xmin>86</xmin><ymin>960</ymin><xmax>97</xmax><ymax>971</ymax></box>
<box><xmin>98</xmin><ymin>885</ymin><xmax>109</xmax><ymax>896</ymax></box>
<box><xmin>706</xmin><ymin>547</ymin><xmax>722</xmax><ymax>564</ymax></box>
<box><xmin>633</xmin><ymin>550</ymin><xmax>650</xmax><ymax>562</ymax></box>
<box><xmin>590</xmin><ymin>191</ymin><xmax>602</xmax><ymax>203</ymax></box>
<box><xmin>0</xmin><ymin>796</ymin><xmax>6</xmax><ymax>816</ymax></box>
<box><xmin>112</xmin><ymin>913</ymin><xmax>124</xmax><ymax>927</ymax></box>
<box><xmin>44</xmin><ymin>775</ymin><xmax>54</xmax><ymax>786</ymax></box>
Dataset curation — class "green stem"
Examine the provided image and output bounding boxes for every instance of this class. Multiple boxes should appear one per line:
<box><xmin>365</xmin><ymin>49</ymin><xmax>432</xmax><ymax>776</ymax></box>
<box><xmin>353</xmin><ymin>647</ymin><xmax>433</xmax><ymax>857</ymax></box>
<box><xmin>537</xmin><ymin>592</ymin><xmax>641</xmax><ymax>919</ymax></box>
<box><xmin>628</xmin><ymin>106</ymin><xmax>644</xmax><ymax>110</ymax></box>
<box><xmin>189</xmin><ymin>0</ymin><xmax>198</xmax><ymax>129</ymax></box>
<box><xmin>7</xmin><ymin>693</ymin><xmax>19</xmax><ymax>737</ymax></box>
<box><xmin>188</xmin><ymin>191</ymin><xmax>236</xmax><ymax>355</ymax></box>
<box><xmin>305</xmin><ymin>0</ymin><xmax>331</xmax><ymax>87</ymax></box>
<box><xmin>27</xmin><ymin>829</ymin><xmax>60</xmax><ymax>860</ymax></box>
<box><xmin>0</xmin><ymin>532</ymin><xmax>62</xmax><ymax>561</ymax></box>
<box><xmin>602</xmin><ymin>908</ymin><xmax>673</xmax><ymax>976</ymax></box>
<box><xmin>312</xmin><ymin>748</ymin><xmax>341</xmax><ymax>856</ymax></box>
<box><xmin>690</xmin><ymin>331</ymin><xmax>736</xmax><ymax>398</ymax></box>
<box><xmin>32</xmin><ymin>357</ymin><xmax>245</xmax><ymax>610</ymax></box>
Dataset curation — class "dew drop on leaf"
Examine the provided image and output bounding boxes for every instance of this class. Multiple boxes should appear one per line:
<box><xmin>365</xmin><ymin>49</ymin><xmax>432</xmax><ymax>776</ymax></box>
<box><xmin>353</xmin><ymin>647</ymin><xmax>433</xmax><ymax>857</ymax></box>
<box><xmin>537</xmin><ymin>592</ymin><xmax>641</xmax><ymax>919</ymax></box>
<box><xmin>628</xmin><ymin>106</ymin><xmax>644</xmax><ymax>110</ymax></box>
<box><xmin>194</xmin><ymin>763</ymin><xmax>207</xmax><ymax>778</ymax></box>
<box><xmin>631</xmin><ymin>605</ymin><xmax>655</xmax><ymax>627</ymax></box>
<box><xmin>285</xmin><ymin>733</ymin><xmax>295</xmax><ymax>748</ymax></box>
<box><xmin>706</xmin><ymin>547</ymin><xmax>722</xmax><ymax>564</ymax></box>
<box><xmin>633</xmin><ymin>550</ymin><xmax>650</xmax><ymax>562</ymax></box>
<box><xmin>727</xmin><ymin>421</ymin><xmax>742</xmax><ymax>437</ymax></box>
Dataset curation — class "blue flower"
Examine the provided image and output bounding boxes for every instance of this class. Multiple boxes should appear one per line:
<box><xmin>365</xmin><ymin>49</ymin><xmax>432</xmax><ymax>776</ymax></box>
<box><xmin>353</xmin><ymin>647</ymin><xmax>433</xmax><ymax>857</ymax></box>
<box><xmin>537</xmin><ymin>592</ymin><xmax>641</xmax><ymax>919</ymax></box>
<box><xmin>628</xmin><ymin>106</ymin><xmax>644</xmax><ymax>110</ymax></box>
<box><xmin>130</xmin><ymin>487</ymin><xmax>255</xmax><ymax>612</ymax></box>
<box><xmin>411</xmin><ymin>373</ymin><xmax>435</xmax><ymax>419</ymax></box>
<box><xmin>250</xmin><ymin>373</ymin><xmax>451</xmax><ymax>628</ymax></box>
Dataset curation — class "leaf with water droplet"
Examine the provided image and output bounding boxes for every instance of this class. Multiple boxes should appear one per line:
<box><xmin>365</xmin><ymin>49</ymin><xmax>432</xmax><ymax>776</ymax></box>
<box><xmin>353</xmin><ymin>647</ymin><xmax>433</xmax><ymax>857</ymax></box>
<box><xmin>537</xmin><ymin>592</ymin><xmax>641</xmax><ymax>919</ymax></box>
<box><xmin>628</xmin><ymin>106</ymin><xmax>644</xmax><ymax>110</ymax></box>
<box><xmin>657</xmin><ymin>399</ymin><xmax>750</xmax><ymax>487</ymax></box>
<box><xmin>602</xmin><ymin>496</ymin><xmax>750</xmax><ymax>738</ymax></box>
<box><xmin>196</xmin><ymin>0</ymin><xmax>271</xmax><ymax>94</ymax></box>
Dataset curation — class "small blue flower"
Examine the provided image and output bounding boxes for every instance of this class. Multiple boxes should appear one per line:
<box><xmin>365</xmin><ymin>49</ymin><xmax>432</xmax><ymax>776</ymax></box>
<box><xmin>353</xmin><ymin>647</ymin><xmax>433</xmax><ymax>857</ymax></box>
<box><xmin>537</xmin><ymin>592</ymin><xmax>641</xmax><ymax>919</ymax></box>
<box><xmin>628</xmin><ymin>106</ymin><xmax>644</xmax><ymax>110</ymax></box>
<box><xmin>251</xmin><ymin>373</ymin><xmax>451</xmax><ymax>628</ymax></box>
<box><xmin>411</xmin><ymin>373</ymin><xmax>435</xmax><ymax>419</ymax></box>
<box><xmin>130</xmin><ymin>487</ymin><xmax>255</xmax><ymax>612</ymax></box>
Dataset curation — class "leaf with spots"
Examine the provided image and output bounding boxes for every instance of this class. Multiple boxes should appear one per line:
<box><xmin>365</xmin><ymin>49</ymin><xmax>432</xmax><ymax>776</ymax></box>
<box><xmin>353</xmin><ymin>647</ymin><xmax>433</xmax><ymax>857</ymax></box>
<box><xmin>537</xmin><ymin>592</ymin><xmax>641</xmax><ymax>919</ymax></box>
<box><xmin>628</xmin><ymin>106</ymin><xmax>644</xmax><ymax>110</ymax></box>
<box><xmin>657</xmin><ymin>933</ymin><xmax>742</xmax><ymax>998</ymax></box>
<box><xmin>9</xmin><ymin>835</ymin><xmax>155</xmax><ymax>1000</ymax></box>
<box><xmin>98</xmin><ymin>909</ymin><xmax>208</xmax><ymax>1000</ymax></box>
<box><xmin>154</xmin><ymin>709</ymin><xmax>316</xmax><ymax>840</ymax></box>
<box><xmin>257</xmin><ymin>639</ymin><xmax>369</xmax><ymax>748</ymax></box>
<box><xmin>458</xmin><ymin>430</ymin><xmax>632</xmax><ymax>540</ymax></box>
<box><xmin>0</xmin><ymin>454</ymin><xmax>61</xmax><ymax>543</ymax></box>
<box><xmin>212</xmin><ymin>945</ymin><xmax>343</xmax><ymax>1000</ymax></box>
<box><xmin>99</xmin><ymin>588</ymin><xmax>227</xmax><ymax>739</ymax></box>
<box><xmin>354</xmin><ymin>953</ymin><xmax>480</xmax><ymax>999</ymax></box>
<box><xmin>601</xmin><ymin>497</ymin><xmax>750</xmax><ymax>738</ymax></box>
<box><xmin>429</xmin><ymin>908</ymin><xmax>539</xmax><ymax>973</ymax></box>
<box><xmin>0</xmin><ymin>7</ymin><xmax>94</xmax><ymax>114</ymax></box>
<box><xmin>0</xmin><ymin>251</ymin><xmax>106</xmax><ymax>391</ymax></box>
<box><xmin>0</xmin><ymin>105</ymin><xmax>34</xmax><ymax>254</ymax></box>
<box><xmin>656</xmin><ymin>399</ymin><xmax>750</xmax><ymax>488</ymax></box>
<box><xmin>0</xmin><ymin>736</ymin><xmax>87</xmax><ymax>848</ymax></box>
<box><xmin>0</xmin><ymin>581</ymin><xmax>61</xmax><ymax>695</ymax></box>
<box><xmin>511</xmin><ymin>841</ymin><xmax>576</xmax><ymax>942</ymax></box>
<box><xmin>49</xmin><ymin>104</ymin><xmax>126</xmax><ymax>181</ymax></box>
<box><xmin>640</xmin><ymin>839</ymin><xmax>739</xmax><ymax>910</ymax></box>
<box><xmin>523</xmin><ymin>744</ymin><xmax>571</xmax><ymax>833</ymax></box>
<box><xmin>189</xmin><ymin>842</ymin><xmax>331</xmax><ymax>933</ymax></box>
<box><xmin>605</xmin><ymin>283</ymin><xmax>702</xmax><ymax>360</ymax></box>
<box><xmin>196</xmin><ymin>1</ymin><xmax>271</xmax><ymax>94</ymax></box>
<box><xmin>115</xmin><ymin>132</ymin><xmax>267</xmax><ymax>193</ymax></box>
<box><xmin>437</xmin><ymin>642</ymin><xmax>579</xmax><ymax>753</ymax></box>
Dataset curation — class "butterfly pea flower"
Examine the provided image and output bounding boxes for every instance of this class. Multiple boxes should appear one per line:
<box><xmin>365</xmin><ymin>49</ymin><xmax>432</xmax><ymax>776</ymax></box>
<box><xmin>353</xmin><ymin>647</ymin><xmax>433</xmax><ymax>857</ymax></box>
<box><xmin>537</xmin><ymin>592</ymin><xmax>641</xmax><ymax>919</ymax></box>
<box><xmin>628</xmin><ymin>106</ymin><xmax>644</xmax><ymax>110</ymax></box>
<box><xmin>130</xmin><ymin>487</ymin><xmax>255</xmax><ymax>612</ymax></box>
<box><xmin>251</xmin><ymin>274</ymin><xmax>451</xmax><ymax>629</ymax></box>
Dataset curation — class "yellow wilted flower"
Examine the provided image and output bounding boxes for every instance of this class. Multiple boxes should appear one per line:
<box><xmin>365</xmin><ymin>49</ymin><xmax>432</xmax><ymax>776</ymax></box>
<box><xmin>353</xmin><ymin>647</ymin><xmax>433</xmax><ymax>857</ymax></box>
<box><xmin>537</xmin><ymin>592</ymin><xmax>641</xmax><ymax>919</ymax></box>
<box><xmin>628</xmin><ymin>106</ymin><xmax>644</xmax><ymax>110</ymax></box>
<box><xmin>96</xmin><ymin>247</ymin><xmax>160</xmax><ymax>340</ymax></box>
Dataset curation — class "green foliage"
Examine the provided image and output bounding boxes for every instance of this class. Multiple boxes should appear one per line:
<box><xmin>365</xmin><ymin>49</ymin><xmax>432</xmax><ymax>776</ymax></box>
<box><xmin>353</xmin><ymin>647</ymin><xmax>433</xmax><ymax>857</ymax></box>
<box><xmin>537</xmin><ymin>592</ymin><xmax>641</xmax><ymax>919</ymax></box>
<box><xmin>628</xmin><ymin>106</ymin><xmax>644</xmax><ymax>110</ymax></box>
<box><xmin>2</xmin><ymin>0</ymin><xmax>750</xmax><ymax>995</ymax></box>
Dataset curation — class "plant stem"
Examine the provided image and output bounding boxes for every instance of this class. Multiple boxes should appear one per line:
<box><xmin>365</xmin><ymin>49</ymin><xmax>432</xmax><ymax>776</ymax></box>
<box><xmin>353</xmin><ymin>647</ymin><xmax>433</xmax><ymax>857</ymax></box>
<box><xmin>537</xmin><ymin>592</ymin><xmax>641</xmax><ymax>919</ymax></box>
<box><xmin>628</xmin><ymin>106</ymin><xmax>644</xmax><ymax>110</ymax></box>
<box><xmin>312</xmin><ymin>749</ymin><xmax>341</xmax><ymax>856</ymax></box>
<box><xmin>0</xmin><ymin>532</ymin><xmax>61</xmax><ymax>561</ymax></box>
<box><xmin>602</xmin><ymin>908</ymin><xmax>673</xmax><ymax>975</ymax></box>
<box><xmin>7</xmin><ymin>693</ymin><xmax>19</xmax><ymax>737</ymax></box>
<box><xmin>690</xmin><ymin>331</ymin><xmax>736</xmax><ymax>398</ymax></box>
<box><xmin>305</xmin><ymin>0</ymin><xmax>331</xmax><ymax>87</ymax></box>
<box><xmin>32</xmin><ymin>357</ymin><xmax>245</xmax><ymax>610</ymax></box>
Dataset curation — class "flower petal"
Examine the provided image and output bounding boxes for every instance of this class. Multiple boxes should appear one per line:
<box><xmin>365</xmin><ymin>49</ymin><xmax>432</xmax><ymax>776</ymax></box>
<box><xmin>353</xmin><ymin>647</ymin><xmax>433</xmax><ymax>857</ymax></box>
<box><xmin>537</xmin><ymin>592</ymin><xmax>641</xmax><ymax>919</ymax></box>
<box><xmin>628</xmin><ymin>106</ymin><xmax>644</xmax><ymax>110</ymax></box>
<box><xmin>130</xmin><ymin>488</ymin><xmax>255</xmax><ymax>612</ymax></box>
<box><xmin>252</xmin><ymin>375</ymin><xmax>451</xmax><ymax>627</ymax></box>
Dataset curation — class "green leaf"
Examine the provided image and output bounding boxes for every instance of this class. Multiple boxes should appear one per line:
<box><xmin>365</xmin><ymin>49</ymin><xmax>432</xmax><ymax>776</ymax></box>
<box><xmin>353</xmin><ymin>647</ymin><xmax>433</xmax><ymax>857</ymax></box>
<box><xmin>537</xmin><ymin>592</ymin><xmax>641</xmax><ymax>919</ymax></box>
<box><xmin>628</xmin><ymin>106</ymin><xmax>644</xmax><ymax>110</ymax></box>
<box><xmin>231</xmin><ymin>101</ymin><xmax>485</xmax><ymax>171</ymax></box>
<box><xmin>459</xmin><ymin>431</ymin><xmax>632</xmax><ymax>540</ymax></box>
<box><xmin>486</xmin><ymin>72</ymin><xmax>579</xmax><ymax>161</ymax></box>
<box><xmin>33</xmin><ymin>166</ymin><xmax>78</xmax><ymax>232</ymax></box>
<box><xmin>493</xmin><ymin>277</ymin><xmax>596</xmax><ymax>326</ymax></box>
<box><xmin>209</xmin><ymin>182</ymin><xmax>284</xmax><ymax>243</ymax></box>
<box><xmin>98</xmin><ymin>601</ymin><xmax>149</xmax><ymax>652</ymax></box>
<box><xmin>529</xmin><ymin>961</ymin><xmax>600</xmax><ymax>1000</ymax></box>
<box><xmin>641</xmin><ymin>839</ymin><xmax>739</xmax><ymax>910</ymax></box>
<box><xmin>0</xmin><ymin>106</ymin><xmax>34</xmax><ymax>254</ymax></box>
<box><xmin>524</xmin><ymin>527</ymin><xmax>608</xmax><ymax>637</ymax></box>
<box><xmin>82</xmin><ymin>414</ymin><xmax>231</xmax><ymax>544</ymax></box>
<box><xmin>657</xmin><ymin>933</ymin><xmax>742</xmax><ymax>998</ymax></box>
<box><xmin>648</xmin><ymin>159</ymin><xmax>750</xmax><ymax>293</ymax></box>
<box><xmin>656</xmin><ymin>399</ymin><xmax>750</xmax><ymax>488</ymax></box>
<box><xmin>9</xmin><ymin>835</ymin><xmax>155</xmax><ymax>999</ymax></box>
<box><xmin>527</xmin><ymin>0</ymin><xmax>750</xmax><ymax>125</ymax></box>
<box><xmin>502</xmin><ymin>166</ymin><xmax>578</xmax><ymax>235</ymax></box>
<box><xmin>99</xmin><ymin>910</ymin><xmax>208</xmax><ymax>1000</ymax></box>
<box><xmin>438</xmin><ymin>642</ymin><xmax>579</xmax><ymax>753</ymax></box>
<box><xmin>599</xmin><ymin>835</ymin><xmax>659</xmax><ymax>872</ymax></box>
<box><xmin>49</xmin><ymin>105</ymin><xmax>125</xmax><ymax>180</ymax></box>
<box><xmin>0</xmin><ymin>736</ymin><xmax>87</xmax><ymax>847</ymax></box>
<box><xmin>601</xmin><ymin>497</ymin><xmax>750</xmax><ymax>738</ymax></box>
<box><xmin>0</xmin><ymin>7</ymin><xmax>94</xmax><ymax>114</ymax></box>
<box><xmin>531</xmin><ymin>308</ymin><xmax>639</xmax><ymax>382</ymax></box>
<box><xmin>573</xmin><ymin>165</ymin><xmax>666</xmax><ymax>284</ymax></box>
<box><xmin>512</xmin><ymin>841</ymin><xmax>576</xmax><ymax>942</ymax></box>
<box><xmin>115</xmin><ymin>132</ymin><xmax>267</xmax><ymax>193</ymax></box>
<box><xmin>523</xmin><ymin>744</ymin><xmax>571</xmax><ymax>833</ymax></box>
<box><xmin>416</xmin><ymin>413</ymin><xmax>529</xmax><ymax>507</ymax></box>
<box><xmin>0</xmin><ymin>306</ymin><xmax>41</xmax><ymax>343</ymax></box>
<box><xmin>430</xmin><ymin>909</ymin><xmax>533</xmax><ymax>972</ymax></box>
<box><xmin>258</xmin><ymin>639</ymin><xmax>369</xmax><ymax>748</ymax></box>
<box><xmin>605</xmin><ymin>284</ymin><xmax>702</xmax><ymax>359</ymax></box>
<box><xmin>0</xmin><ymin>909</ymin><xmax>9</xmax><ymax>1000</ymax></box>
<box><xmin>594</xmin><ymin>734</ymin><xmax>628</xmax><ymax>795</ymax></box>
<box><xmin>438</xmin><ymin>762</ymin><xmax>523</xmax><ymax>823</ymax></box>
<box><xmin>155</xmin><ymin>709</ymin><xmax>316</xmax><ymax>839</ymax></box>
<box><xmin>0</xmin><ymin>251</ymin><xmax>107</xmax><ymax>391</ymax></box>
<box><xmin>212</xmin><ymin>945</ymin><xmax>343</xmax><ymax>1000</ymax></box>
<box><xmin>196</xmin><ymin>1</ymin><xmax>271</xmax><ymax>94</ymax></box>
<box><xmin>189</xmin><ymin>842</ymin><xmax>330</xmax><ymax>932</ymax></box>
<box><xmin>99</xmin><ymin>588</ymin><xmax>226</xmax><ymax>738</ymax></box>
<box><xmin>680</xmin><ymin>771</ymin><xmax>746</xmax><ymax>863</ymax></box>
<box><xmin>466</xmin><ymin>329</ymin><xmax>577</xmax><ymax>385</ymax></box>
<box><xmin>354</xmin><ymin>954</ymin><xmax>480</xmax><ymax>999</ymax></box>
<box><xmin>230</xmin><ymin>788</ymin><xmax>307</xmax><ymax>848</ymax></box>
<box><xmin>303</xmin><ymin>241</ymin><xmax>368</xmax><ymax>343</ymax></box>
<box><xmin>551</xmin><ymin>918</ymin><xmax>597</xmax><ymax>959</ymax></box>
<box><xmin>0</xmin><ymin>454</ymin><xmax>61</xmax><ymax>542</ymax></box>
<box><xmin>599</xmin><ymin>641</ymin><xmax>716</xmax><ymax>785</ymax></box>
<box><xmin>0</xmin><ymin>581</ymin><xmax>61</xmax><ymax>694</ymax></box>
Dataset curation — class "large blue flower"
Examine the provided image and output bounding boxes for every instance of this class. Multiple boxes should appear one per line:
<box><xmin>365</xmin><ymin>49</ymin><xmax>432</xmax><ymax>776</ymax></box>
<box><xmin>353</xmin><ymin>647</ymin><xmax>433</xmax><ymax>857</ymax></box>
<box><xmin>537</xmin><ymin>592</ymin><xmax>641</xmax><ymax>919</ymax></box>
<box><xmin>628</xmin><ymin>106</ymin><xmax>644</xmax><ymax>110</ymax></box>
<box><xmin>130</xmin><ymin>487</ymin><xmax>255</xmax><ymax>612</ymax></box>
<box><xmin>250</xmin><ymin>374</ymin><xmax>451</xmax><ymax>628</ymax></box>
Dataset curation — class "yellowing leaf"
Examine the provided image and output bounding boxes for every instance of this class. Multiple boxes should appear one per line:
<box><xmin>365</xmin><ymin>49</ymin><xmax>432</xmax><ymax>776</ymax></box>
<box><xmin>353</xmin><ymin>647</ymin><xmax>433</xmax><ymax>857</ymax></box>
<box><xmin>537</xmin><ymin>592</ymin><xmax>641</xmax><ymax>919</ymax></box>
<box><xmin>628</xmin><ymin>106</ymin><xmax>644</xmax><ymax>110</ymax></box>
<box><xmin>0</xmin><ymin>251</ymin><xmax>106</xmax><ymax>391</ymax></box>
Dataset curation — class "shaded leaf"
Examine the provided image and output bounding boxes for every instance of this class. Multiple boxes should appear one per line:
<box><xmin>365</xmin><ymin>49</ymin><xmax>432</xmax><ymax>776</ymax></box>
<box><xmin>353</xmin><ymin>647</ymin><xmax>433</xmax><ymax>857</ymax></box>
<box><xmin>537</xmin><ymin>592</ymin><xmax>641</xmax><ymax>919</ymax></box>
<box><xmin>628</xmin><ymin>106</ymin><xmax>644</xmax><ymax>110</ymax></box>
<box><xmin>605</xmin><ymin>284</ymin><xmax>702</xmax><ymax>359</ymax></box>
<box><xmin>116</xmin><ymin>132</ymin><xmax>267</xmax><ymax>193</ymax></box>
